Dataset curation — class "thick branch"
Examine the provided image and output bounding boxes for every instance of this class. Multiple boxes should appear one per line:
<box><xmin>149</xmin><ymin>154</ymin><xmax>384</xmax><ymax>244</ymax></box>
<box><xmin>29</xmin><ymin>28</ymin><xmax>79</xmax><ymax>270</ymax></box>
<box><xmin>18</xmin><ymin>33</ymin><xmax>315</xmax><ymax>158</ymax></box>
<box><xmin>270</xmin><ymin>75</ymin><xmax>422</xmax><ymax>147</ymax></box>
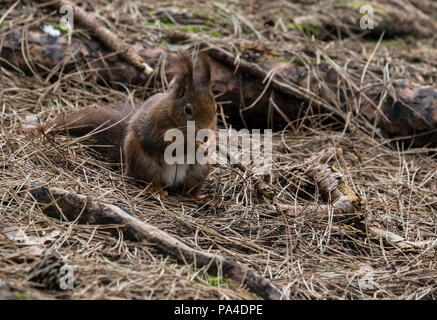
<box><xmin>35</xmin><ymin>0</ymin><xmax>153</xmax><ymax>75</ymax></box>
<box><xmin>287</xmin><ymin>1</ymin><xmax>437</xmax><ymax>40</ymax></box>
<box><xmin>20</xmin><ymin>185</ymin><xmax>284</xmax><ymax>300</ymax></box>
<box><xmin>1</xmin><ymin>30</ymin><xmax>436</xmax><ymax>147</ymax></box>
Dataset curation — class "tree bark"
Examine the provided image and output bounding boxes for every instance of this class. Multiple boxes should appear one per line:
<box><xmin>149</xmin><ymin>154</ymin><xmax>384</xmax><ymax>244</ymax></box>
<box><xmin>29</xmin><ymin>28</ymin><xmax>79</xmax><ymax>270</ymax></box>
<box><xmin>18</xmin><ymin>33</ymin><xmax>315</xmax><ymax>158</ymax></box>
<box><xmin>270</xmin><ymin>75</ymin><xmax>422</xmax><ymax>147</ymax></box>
<box><xmin>1</xmin><ymin>30</ymin><xmax>436</xmax><ymax>147</ymax></box>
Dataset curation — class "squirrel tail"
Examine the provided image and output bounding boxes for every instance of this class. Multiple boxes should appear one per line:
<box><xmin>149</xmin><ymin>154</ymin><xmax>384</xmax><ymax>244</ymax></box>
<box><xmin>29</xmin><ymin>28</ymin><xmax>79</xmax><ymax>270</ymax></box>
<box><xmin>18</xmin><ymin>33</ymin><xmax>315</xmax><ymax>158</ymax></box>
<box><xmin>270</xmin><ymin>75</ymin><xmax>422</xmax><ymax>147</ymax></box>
<box><xmin>46</xmin><ymin>102</ymin><xmax>134</xmax><ymax>162</ymax></box>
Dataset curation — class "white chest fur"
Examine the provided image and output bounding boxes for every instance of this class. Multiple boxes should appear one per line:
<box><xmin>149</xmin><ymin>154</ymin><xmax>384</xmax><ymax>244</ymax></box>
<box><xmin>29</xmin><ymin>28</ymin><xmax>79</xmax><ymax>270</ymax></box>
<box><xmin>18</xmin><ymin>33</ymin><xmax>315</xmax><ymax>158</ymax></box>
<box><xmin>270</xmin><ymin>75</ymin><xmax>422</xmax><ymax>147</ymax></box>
<box><xmin>161</xmin><ymin>164</ymin><xmax>189</xmax><ymax>187</ymax></box>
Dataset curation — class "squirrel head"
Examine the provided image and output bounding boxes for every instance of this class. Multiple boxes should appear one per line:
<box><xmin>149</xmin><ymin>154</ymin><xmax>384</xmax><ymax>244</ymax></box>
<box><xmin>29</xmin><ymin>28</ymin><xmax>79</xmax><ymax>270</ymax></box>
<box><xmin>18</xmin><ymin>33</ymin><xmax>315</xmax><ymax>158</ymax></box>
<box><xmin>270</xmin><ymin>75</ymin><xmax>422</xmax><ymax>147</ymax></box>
<box><xmin>167</xmin><ymin>52</ymin><xmax>217</xmax><ymax>134</ymax></box>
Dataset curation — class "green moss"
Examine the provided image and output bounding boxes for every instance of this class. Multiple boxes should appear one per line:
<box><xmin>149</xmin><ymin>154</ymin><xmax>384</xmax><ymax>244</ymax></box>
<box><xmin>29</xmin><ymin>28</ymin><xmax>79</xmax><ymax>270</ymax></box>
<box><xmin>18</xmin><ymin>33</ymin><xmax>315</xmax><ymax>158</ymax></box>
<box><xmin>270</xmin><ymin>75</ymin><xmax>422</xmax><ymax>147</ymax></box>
<box><xmin>207</xmin><ymin>276</ymin><xmax>227</xmax><ymax>287</ymax></box>
<box><xmin>192</xmin><ymin>8</ymin><xmax>210</xmax><ymax>16</ymax></box>
<box><xmin>142</xmin><ymin>20</ymin><xmax>153</xmax><ymax>26</ymax></box>
<box><xmin>54</xmin><ymin>23</ymin><xmax>70</xmax><ymax>33</ymax></box>
<box><xmin>292</xmin><ymin>56</ymin><xmax>305</xmax><ymax>66</ymax></box>
<box><xmin>11</xmin><ymin>292</ymin><xmax>35</xmax><ymax>300</ymax></box>
<box><xmin>367</xmin><ymin>39</ymin><xmax>405</xmax><ymax>48</ymax></box>
<box><xmin>209</xmin><ymin>31</ymin><xmax>222</xmax><ymax>37</ymax></box>
<box><xmin>246</xmin><ymin>291</ymin><xmax>261</xmax><ymax>299</ymax></box>
<box><xmin>208</xmin><ymin>276</ymin><xmax>227</xmax><ymax>287</ymax></box>
<box><xmin>262</xmin><ymin>189</ymin><xmax>275</xmax><ymax>200</ymax></box>
<box><xmin>382</xmin><ymin>40</ymin><xmax>404</xmax><ymax>48</ymax></box>
<box><xmin>373</xmin><ymin>7</ymin><xmax>387</xmax><ymax>15</ymax></box>
<box><xmin>160</xmin><ymin>15</ymin><xmax>173</xmax><ymax>24</ymax></box>
<box><xmin>177</xmin><ymin>24</ymin><xmax>223</xmax><ymax>37</ymax></box>
<box><xmin>345</xmin><ymin>0</ymin><xmax>364</xmax><ymax>9</ymax></box>
<box><xmin>196</xmin><ymin>275</ymin><xmax>228</xmax><ymax>287</ymax></box>
<box><xmin>224</xmin><ymin>4</ymin><xmax>237</xmax><ymax>12</ymax></box>
<box><xmin>159</xmin><ymin>38</ymin><xmax>170</xmax><ymax>46</ymax></box>
<box><xmin>179</xmin><ymin>25</ymin><xmax>202</xmax><ymax>33</ymax></box>
<box><xmin>346</xmin><ymin>1</ymin><xmax>385</xmax><ymax>14</ymax></box>
<box><xmin>1</xmin><ymin>21</ymin><xmax>10</xmax><ymax>29</ymax></box>
<box><xmin>293</xmin><ymin>23</ymin><xmax>321</xmax><ymax>37</ymax></box>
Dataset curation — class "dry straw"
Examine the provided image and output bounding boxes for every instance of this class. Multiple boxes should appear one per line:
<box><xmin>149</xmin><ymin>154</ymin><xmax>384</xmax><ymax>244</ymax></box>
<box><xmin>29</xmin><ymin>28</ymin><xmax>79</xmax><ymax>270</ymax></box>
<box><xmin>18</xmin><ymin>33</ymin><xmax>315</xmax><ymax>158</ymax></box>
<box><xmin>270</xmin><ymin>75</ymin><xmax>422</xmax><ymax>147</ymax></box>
<box><xmin>0</xmin><ymin>0</ymin><xmax>436</xmax><ymax>299</ymax></box>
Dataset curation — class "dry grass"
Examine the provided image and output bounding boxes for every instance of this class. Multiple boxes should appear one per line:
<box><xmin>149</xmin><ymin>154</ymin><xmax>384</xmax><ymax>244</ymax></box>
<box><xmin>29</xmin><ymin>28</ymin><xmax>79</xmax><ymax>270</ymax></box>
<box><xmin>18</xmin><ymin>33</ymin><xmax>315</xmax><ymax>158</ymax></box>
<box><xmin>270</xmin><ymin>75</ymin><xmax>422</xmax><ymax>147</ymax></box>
<box><xmin>0</xmin><ymin>0</ymin><xmax>436</xmax><ymax>300</ymax></box>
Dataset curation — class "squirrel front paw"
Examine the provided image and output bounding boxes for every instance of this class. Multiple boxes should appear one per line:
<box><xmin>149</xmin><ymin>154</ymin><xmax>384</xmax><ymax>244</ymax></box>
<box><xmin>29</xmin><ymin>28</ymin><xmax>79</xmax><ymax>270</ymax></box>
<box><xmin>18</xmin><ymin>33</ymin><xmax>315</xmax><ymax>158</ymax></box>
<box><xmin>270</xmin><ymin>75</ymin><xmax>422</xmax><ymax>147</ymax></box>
<box><xmin>146</xmin><ymin>184</ymin><xmax>168</xmax><ymax>199</ymax></box>
<box><xmin>195</xmin><ymin>139</ymin><xmax>214</xmax><ymax>158</ymax></box>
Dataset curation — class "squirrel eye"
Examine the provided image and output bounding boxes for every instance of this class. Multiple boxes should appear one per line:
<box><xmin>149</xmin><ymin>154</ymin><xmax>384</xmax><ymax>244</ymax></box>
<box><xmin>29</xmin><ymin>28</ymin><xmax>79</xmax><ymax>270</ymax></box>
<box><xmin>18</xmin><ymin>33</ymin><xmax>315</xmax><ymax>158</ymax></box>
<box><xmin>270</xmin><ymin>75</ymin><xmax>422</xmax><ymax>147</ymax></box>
<box><xmin>184</xmin><ymin>104</ymin><xmax>192</xmax><ymax>115</ymax></box>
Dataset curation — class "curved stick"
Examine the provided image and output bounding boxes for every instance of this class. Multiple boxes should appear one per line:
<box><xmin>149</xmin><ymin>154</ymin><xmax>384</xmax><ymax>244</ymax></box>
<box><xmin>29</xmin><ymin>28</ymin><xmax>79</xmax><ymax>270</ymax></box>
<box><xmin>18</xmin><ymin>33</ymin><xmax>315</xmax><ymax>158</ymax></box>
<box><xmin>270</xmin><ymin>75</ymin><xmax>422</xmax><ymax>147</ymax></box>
<box><xmin>20</xmin><ymin>185</ymin><xmax>284</xmax><ymax>300</ymax></box>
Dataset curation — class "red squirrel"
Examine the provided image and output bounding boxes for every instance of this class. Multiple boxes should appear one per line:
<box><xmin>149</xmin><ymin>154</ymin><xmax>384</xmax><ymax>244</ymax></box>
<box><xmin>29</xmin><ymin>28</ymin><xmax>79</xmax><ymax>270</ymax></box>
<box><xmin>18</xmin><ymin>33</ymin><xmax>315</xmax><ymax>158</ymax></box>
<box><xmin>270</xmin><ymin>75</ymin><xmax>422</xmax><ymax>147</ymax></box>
<box><xmin>38</xmin><ymin>52</ymin><xmax>217</xmax><ymax>196</ymax></box>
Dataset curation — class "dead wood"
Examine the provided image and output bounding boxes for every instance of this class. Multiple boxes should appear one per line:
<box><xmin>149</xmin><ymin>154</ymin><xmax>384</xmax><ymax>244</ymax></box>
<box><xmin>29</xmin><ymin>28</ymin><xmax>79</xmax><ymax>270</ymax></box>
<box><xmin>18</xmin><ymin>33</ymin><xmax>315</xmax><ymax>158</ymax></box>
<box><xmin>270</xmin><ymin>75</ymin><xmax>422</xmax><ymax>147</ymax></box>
<box><xmin>19</xmin><ymin>185</ymin><xmax>284</xmax><ymax>300</ymax></box>
<box><xmin>273</xmin><ymin>0</ymin><xmax>437</xmax><ymax>40</ymax></box>
<box><xmin>279</xmin><ymin>147</ymin><xmax>434</xmax><ymax>250</ymax></box>
<box><xmin>1</xmin><ymin>30</ymin><xmax>436</xmax><ymax>148</ymax></box>
<box><xmin>202</xmin><ymin>37</ymin><xmax>437</xmax><ymax>148</ymax></box>
<box><xmin>35</xmin><ymin>0</ymin><xmax>153</xmax><ymax>75</ymax></box>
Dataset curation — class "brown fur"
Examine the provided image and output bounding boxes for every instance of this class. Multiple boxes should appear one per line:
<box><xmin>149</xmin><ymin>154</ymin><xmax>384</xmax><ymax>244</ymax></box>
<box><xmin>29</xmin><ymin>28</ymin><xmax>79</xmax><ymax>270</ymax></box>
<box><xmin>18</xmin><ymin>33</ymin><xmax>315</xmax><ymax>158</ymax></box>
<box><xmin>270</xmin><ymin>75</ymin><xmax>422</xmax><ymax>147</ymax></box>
<box><xmin>45</xmin><ymin>52</ymin><xmax>217</xmax><ymax>196</ymax></box>
<box><xmin>47</xmin><ymin>102</ymin><xmax>134</xmax><ymax>161</ymax></box>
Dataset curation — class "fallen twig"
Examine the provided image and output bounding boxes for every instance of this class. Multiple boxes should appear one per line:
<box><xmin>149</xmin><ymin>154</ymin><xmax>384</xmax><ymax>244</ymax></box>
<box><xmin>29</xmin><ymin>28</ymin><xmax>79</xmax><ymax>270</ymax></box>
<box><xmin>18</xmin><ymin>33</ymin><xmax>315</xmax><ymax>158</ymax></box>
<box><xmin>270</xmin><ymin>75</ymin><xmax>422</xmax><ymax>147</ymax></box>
<box><xmin>35</xmin><ymin>0</ymin><xmax>153</xmax><ymax>75</ymax></box>
<box><xmin>280</xmin><ymin>147</ymin><xmax>433</xmax><ymax>250</ymax></box>
<box><xmin>19</xmin><ymin>185</ymin><xmax>284</xmax><ymax>300</ymax></box>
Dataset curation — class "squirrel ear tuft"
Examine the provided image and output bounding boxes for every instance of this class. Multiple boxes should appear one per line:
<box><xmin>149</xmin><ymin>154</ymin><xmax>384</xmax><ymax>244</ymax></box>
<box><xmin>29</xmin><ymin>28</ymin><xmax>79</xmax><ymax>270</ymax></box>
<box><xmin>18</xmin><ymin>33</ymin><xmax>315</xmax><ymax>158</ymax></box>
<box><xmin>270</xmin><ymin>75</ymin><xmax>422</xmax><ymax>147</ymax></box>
<box><xmin>193</xmin><ymin>53</ymin><xmax>212</xmax><ymax>88</ymax></box>
<box><xmin>170</xmin><ymin>51</ymin><xmax>194</xmax><ymax>97</ymax></box>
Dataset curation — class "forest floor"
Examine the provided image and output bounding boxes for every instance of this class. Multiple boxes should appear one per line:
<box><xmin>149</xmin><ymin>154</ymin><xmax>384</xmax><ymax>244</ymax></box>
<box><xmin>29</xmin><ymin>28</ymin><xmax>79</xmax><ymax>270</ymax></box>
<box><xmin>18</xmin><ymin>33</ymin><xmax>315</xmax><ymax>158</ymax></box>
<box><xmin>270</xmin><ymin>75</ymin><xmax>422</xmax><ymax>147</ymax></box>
<box><xmin>0</xmin><ymin>0</ymin><xmax>436</xmax><ymax>299</ymax></box>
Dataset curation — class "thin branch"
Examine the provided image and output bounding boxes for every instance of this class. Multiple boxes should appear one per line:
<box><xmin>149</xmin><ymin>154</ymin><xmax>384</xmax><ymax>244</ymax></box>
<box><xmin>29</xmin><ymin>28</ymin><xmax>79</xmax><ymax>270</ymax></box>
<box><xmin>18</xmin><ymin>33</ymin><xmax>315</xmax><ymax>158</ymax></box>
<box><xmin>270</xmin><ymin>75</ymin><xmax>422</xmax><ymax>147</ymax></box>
<box><xmin>35</xmin><ymin>0</ymin><xmax>153</xmax><ymax>75</ymax></box>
